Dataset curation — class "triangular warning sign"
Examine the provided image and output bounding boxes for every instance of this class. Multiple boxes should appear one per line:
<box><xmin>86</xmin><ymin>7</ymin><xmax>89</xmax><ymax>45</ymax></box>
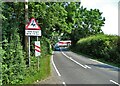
<box><xmin>26</xmin><ymin>18</ymin><xmax>40</xmax><ymax>30</ymax></box>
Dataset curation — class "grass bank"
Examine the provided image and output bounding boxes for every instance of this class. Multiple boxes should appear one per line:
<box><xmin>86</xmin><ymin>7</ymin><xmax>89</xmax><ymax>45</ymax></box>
<box><xmin>21</xmin><ymin>37</ymin><xmax>52</xmax><ymax>84</ymax></box>
<box><xmin>21</xmin><ymin>55</ymin><xmax>51</xmax><ymax>84</ymax></box>
<box><xmin>71</xmin><ymin>34</ymin><xmax>120</xmax><ymax>68</ymax></box>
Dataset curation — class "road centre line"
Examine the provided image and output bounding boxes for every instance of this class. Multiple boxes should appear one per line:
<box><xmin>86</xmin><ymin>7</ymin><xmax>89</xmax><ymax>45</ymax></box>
<box><xmin>61</xmin><ymin>51</ymin><xmax>87</xmax><ymax>69</ymax></box>
<box><xmin>51</xmin><ymin>54</ymin><xmax>61</xmax><ymax>76</ymax></box>
<box><xmin>85</xmin><ymin>65</ymin><xmax>91</xmax><ymax>69</ymax></box>
<box><xmin>110</xmin><ymin>80</ymin><xmax>120</xmax><ymax>86</ymax></box>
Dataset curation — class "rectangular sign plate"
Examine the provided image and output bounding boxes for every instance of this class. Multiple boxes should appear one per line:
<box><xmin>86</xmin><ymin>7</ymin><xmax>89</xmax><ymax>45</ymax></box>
<box><xmin>25</xmin><ymin>30</ymin><xmax>41</xmax><ymax>36</ymax></box>
<box><xmin>35</xmin><ymin>41</ymin><xmax>41</xmax><ymax>57</ymax></box>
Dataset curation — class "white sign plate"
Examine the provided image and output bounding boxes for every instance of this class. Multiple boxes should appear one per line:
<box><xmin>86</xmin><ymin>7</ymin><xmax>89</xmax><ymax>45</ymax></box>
<box><xmin>35</xmin><ymin>41</ymin><xmax>41</xmax><ymax>57</ymax></box>
<box><xmin>25</xmin><ymin>30</ymin><xmax>41</xmax><ymax>36</ymax></box>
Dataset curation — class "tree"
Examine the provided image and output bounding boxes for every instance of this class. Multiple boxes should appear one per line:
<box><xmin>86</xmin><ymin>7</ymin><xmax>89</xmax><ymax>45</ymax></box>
<box><xmin>64</xmin><ymin>2</ymin><xmax>105</xmax><ymax>45</ymax></box>
<box><xmin>2</xmin><ymin>2</ymin><xmax>26</xmax><ymax>84</ymax></box>
<box><xmin>28</xmin><ymin>2</ymin><xmax>68</xmax><ymax>44</ymax></box>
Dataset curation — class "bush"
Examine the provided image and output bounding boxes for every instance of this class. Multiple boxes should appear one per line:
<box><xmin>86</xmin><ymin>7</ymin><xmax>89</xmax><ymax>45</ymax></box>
<box><xmin>74</xmin><ymin>34</ymin><xmax>120</xmax><ymax>66</ymax></box>
<box><xmin>0</xmin><ymin>46</ymin><xmax>5</xmax><ymax>85</ymax></box>
<box><xmin>2</xmin><ymin>29</ymin><xmax>26</xmax><ymax>84</ymax></box>
<box><xmin>2</xmin><ymin>28</ymin><xmax>52</xmax><ymax>85</ymax></box>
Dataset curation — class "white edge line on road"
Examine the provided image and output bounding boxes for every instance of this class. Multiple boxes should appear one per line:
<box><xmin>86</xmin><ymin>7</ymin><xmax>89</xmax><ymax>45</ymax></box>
<box><xmin>51</xmin><ymin>53</ymin><xmax>61</xmax><ymax>76</ymax></box>
<box><xmin>61</xmin><ymin>51</ymin><xmax>87</xmax><ymax>69</ymax></box>
<box><xmin>63</xmin><ymin>82</ymin><xmax>66</xmax><ymax>86</ymax></box>
<box><xmin>90</xmin><ymin>59</ymin><xmax>104</xmax><ymax>64</ymax></box>
<box><xmin>110</xmin><ymin>80</ymin><xmax>120</xmax><ymax>86</ymax></box>
<box><xmin>52</xmin><ymin>51</ymin><xmax>54</xmax><ymax>54</ymax></box>
<box><xmin>90</xmin><ymin>59</ymin><xmax>120</xmax><ymax>70</ymax></box>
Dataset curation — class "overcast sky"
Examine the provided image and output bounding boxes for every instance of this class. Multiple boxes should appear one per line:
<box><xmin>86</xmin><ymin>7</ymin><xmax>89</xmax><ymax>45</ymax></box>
<box><xmin>81</xmin><ymin>0</ymin><xmax>119</xmax><ymax>35</ymax></box>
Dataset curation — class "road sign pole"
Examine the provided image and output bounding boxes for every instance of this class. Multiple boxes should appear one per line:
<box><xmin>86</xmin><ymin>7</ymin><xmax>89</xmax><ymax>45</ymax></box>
<box><xmin>37</xmin><ymin>36</ymin><xmax>39</xmax><ymax>70</ymax></box>
<box><xmin>37</xmin><ymin>36</ymin><xmax>38</xmax><ymax>41</ymax></box>
<box><xmin>38</xmin><ymin>55</ymin><xmax>39</xmax><ymax>70</ymax></box>
<box><xmin>28</xmin><ymin>36</ymin><xmax>30</xmax><ymax>67</ymax></box>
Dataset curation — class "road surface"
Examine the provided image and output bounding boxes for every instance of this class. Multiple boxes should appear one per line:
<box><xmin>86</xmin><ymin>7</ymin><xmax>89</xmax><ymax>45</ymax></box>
<box><xmin>52</xmin><ymin>49</ymin><xmax>120</xmax><ymax>86</ymax></box>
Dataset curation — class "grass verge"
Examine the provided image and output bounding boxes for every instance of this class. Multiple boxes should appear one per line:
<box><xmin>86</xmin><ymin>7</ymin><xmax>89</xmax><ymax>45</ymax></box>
<box><xmin>21</xmin><ymin>54</ymin><xmax>51</xmax><ymax>84</ymax></box>
<box><xmin>71</xmin><ymin>49</ymin><xmax>120</xmax><ymax>68</ymax></box>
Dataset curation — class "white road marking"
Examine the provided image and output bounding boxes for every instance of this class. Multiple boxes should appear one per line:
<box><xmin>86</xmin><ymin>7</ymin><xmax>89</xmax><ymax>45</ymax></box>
<box><xmin>61</xmin><ymin>51</ymin><xmax>87</xmax><ymax>69</ymax></box>
<box><xmin>90</xmin><ymin>58</ymin><xmax>120</xmax><ymax>70</ymax></box>
<box><xmin>51</xmin><ymin>54</ymin><xmax>61</xmax><ymax>76</ymax></box>
<box><xmin>89</xmin><ymin>59</ymin><xmax>104</xmax><ymax>64</ymax></box>
<box><xmin>110</xmin><ymin>80</ymin><xmax>120</xmax><ymax>86</ymax></box>
<box><xmin>85</xmin><ymin>65</ymin><xmax>91</xmax><ymax>69</ymax></box>
<box><xmin>63</xmin><ymin>82</ymin><xmax>66</xmax><ymax>86</ymax></box>
<box><xmin>52</xmin><ymin>51</ymin><xmax>54</xmax><ymax>54</ymax></box>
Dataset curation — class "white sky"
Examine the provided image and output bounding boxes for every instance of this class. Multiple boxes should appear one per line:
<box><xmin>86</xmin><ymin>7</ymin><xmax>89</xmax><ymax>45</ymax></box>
<box><xmin>81</xmin><ymin>0</ymin><xmax>119</xmax><ymax>35</ymax></box>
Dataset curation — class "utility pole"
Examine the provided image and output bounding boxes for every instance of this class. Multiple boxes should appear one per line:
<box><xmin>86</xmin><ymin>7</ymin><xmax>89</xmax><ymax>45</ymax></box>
<box><xmin>25</xmin><ymin>0</ymin><xmax>29</xmax><ymax>66</ymax></box>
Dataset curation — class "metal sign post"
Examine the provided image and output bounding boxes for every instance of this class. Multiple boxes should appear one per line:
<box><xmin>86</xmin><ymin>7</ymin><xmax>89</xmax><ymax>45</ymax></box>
<box><xmin>37</xmin><ymin>52</ymin><xmax>39</xmax><ymax>70</ymax></box>
<box><xmin>37</xmin><ymin>36</ymin><xmax>39</xmax><ymax>70</ymax></box>
<box><xmin>37</xmin><ymin>36</ymin><xmax>38</xmax><ymax>41</ymax></box>
<box><xmin>28</xmin><ymin>36</ymin><xmax>30</xmax><ymax>67</ymax></box>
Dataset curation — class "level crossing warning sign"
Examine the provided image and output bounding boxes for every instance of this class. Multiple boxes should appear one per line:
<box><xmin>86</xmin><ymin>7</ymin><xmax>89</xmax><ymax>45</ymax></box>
<box><xmin>25</xmin><ymin>18</ymin><xmax>41</xmax><ymax>36</ymax></box>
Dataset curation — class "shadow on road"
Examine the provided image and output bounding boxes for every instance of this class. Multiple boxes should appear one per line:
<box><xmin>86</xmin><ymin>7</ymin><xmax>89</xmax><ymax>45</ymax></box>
<box><xmin>87</xmin><ymin>64</ymin><xmax>120</xmax><ymax>72</ymax></box>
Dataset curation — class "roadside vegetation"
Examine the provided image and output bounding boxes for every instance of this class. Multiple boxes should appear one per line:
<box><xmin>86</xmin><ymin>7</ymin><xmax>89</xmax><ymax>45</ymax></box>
<box><xmin>2</xmin><ymin>35</ymin><xmax>51</xmax><ymax>84</ymax></box>
<box><xmin>21</xmin><ymin>37</ymin><xmax>51</xmax><ymax>84</ymax></box>
<box><xmin>71</xmin><ymin>34</ymin><xmax>120</xmax><ymax>68</ymax></box>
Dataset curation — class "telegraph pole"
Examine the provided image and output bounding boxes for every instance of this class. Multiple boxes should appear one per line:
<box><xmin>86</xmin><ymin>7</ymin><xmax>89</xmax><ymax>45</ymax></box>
<box><xmin>25</xmin><ymin>0</ymin><xmax>30</xmax><ymax>67</ymax></box>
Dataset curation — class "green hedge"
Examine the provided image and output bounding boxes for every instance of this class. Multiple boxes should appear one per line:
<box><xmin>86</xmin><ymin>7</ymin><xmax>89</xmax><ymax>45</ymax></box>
<box><xmin>2</xmin><ymin>35</ymin><xmax>52</xmax><ymax>85</ymax></box>
<box><xmin>2</xmin><ymin>30</ymin><xmax>26</xmax><ymax>85</ymax></box>
<box><xmin>74</xmin><ymin>34</ymin><xmax>120</xmax><ymax>66</ymax></box>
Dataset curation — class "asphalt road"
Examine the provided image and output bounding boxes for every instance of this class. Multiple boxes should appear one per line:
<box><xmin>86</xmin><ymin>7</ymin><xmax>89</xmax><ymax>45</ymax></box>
<box><xmin>52</xmin><ymin>49</ymin><xmax>120</xmax><ymax>86</ymax></box>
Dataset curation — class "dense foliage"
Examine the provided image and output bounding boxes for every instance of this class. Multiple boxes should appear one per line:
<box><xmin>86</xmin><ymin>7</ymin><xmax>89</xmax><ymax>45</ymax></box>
<box><xmin>64</xmin><ymin>3</ymin><xmax>105</xmax><ymax>45</ymax></box>
<box><xmin>1</xmin><ymin>2</ymin><xmax>52</xmax><ymax>85</ymax></box>
<box><xmin>27</xmin><ymin>2</ymin><xmax>105</xmax><ymax>45</ymax></box>
<box><xmin>2</xmin><ymin>2</ymin><xmax>26</xmax><ymax>84</ymax></box>
<box><xmin>2</xmin><ymin>29</ymin><xmax>26</xmax><ymax>84</ymax></box>
<box><xmin>73</xmin><ymin>34</ymin><xmax>120</xmax><ymax>67</ymax></box>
